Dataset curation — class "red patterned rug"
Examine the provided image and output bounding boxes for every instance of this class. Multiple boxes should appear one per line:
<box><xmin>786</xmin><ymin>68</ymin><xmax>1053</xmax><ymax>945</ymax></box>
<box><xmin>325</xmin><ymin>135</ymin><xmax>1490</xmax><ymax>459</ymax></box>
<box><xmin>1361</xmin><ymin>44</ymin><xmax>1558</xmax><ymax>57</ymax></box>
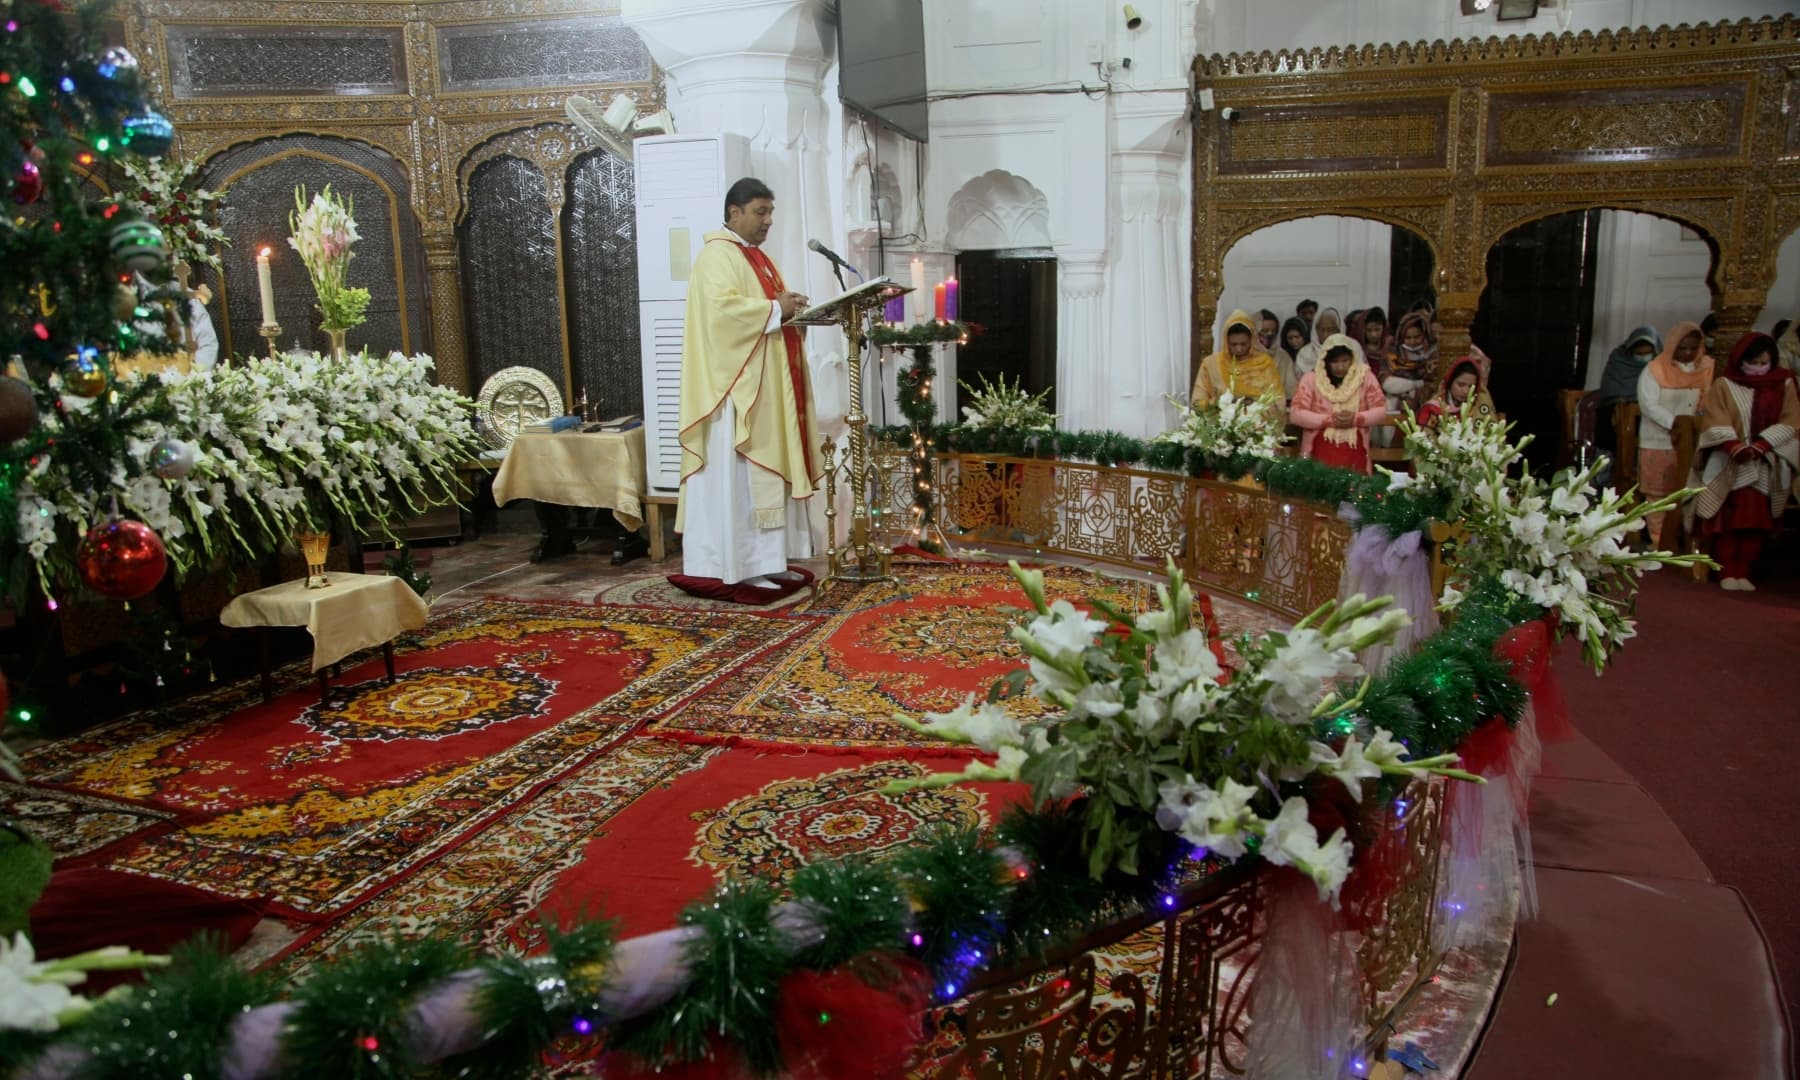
<box><xmin>640</xmin><ymin>560</ymin><xmax>1222</xmax><ymax>752</ymax></box>
<box><xmin>272</xmin><ymin>745</ymin><xmax>1028</xmax><ymax>970</ymax></box>
<box><xmin>17</xmin><ymin>600</ymin><xmax>812</xmax><ymax>919</ymax></box>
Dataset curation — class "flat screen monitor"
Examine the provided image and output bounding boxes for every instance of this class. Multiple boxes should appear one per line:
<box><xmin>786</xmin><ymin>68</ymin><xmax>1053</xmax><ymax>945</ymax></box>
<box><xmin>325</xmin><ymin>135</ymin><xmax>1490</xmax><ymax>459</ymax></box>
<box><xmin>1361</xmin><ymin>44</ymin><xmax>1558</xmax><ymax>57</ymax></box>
<box><xmin>838</xmin><ymin>0</ymin><xmax>928</xmax><ymax>142</ymax></box>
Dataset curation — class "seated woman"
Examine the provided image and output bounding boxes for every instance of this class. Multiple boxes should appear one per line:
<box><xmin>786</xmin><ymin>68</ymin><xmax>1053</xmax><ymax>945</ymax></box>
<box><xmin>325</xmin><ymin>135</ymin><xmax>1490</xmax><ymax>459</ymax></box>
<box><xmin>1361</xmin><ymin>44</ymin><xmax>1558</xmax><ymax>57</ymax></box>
<box><xmin>1384</xmin><ymin>310</ymin><xmax>1437</xmax><ymax>416</ymax></box>
<box><xmin>1290</xmin><ymin>335</ymin><xmax>1386</xmax><ymax>473</ymax></box>
<box><xmin>1686</xmin><ymin>332</ymin><xmax>1799</xmax><ymax>591</ymax></box>
<box><xmin>1598</xmin><ymin>325</ymin><xmax>1662</xmax><ymax>405</ymax></box>
<box><xmin>1418</xmin><ymin>353</ymin><xmax>1496</xmax><ymax>427</ymax></box>
<box><xmin>1638</xmin><ymin>320</ymin><xmax>1713</xmax><ymax>544</ymax></box>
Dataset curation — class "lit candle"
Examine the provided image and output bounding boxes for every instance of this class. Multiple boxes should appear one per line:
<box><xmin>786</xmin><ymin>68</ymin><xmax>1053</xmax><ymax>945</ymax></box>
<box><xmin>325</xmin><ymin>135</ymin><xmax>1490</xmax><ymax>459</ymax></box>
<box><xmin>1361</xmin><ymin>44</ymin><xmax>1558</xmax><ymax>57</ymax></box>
<box><xmin>934</xmin><ymin>281</ymin><xmax>947</xmax><ymax>321</ymax></box>
<box><xmin>256</xmin><ymin>247</ymin><xmax>276</xmax><ymax>327</ymax></box>
<box><xmin>910</xmin><ymin>257</ymin><xmax>926</xmax><ymax>324</ymax></box>
<box><xmin>944</xmin><ymin>277</ymin><xmax>959</xmax><ymax>322</ymax></box>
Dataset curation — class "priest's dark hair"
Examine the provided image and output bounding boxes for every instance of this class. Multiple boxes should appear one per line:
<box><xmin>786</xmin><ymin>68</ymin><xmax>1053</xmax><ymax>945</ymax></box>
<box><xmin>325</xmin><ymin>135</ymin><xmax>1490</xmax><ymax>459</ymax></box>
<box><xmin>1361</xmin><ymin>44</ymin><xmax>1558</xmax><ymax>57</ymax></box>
<box><xmin>724</xmin><ymin>177</ymin><xmax>775</xmax><ymax>219</ymax></box>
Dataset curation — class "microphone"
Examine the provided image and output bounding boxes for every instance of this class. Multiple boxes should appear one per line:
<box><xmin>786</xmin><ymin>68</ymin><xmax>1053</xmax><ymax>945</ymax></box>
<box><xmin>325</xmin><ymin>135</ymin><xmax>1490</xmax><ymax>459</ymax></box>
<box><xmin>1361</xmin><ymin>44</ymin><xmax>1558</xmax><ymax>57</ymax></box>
<box><xmin>807</xmin><ymin>238</ymin><xmax>859</xmax><ymax>275</ymax></box>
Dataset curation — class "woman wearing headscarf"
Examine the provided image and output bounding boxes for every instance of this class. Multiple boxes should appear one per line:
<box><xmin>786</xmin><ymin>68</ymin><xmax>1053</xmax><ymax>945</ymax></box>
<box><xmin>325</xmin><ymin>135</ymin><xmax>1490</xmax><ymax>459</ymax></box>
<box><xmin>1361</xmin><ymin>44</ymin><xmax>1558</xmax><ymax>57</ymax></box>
<box><xmin>1638</xmin><ymin>320</ymin><xmax>1713</xmax><ymax>544</ymax></box>
<box><xmin>1275</xmin><ymin>315</ymin><xmax>1309</xmax><ymax>401</ymax></box>
<box><xmin>1192</xmin><ymin>308</ymin><xmax>1286</xmax><ymax>415</ymax></box>
<box><xmin>1685</xmin><ymin>332</ymin><xmax>1799</xmax><ymax>590</ymax></box>
<box><xmin>1295</xmin><ymin>307</ymin><xmax>1361</xmax><ymax>376</ymax></box>
<box><xmin>1290</xmin><ymin>335</ymin><xmax>1386</xmax><ymax>473</ymax></box>
<box><xmin>1418</xmin><ymin>353</ymin><xmax>1495</xmax><ymax>427</ymax></box>
<box><xmin>1598</xmin><ymin>326</ymin><xmax>1662</xmax><ymax>405</ymax></box>
<box><xmin>1385</xmin><ymin>310</ymin><xmax>1437</xmax><ymax>416</ymax></box>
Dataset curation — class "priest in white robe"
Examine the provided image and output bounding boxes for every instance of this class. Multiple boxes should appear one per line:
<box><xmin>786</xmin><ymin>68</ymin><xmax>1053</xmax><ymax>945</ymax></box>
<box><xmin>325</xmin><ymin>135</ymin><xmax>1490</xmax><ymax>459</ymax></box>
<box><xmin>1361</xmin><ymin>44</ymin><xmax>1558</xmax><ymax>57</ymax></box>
<box><xmin>673</xmin><ymin>177</ymin><xmax>823</xmax><ymax>598</ymax></box>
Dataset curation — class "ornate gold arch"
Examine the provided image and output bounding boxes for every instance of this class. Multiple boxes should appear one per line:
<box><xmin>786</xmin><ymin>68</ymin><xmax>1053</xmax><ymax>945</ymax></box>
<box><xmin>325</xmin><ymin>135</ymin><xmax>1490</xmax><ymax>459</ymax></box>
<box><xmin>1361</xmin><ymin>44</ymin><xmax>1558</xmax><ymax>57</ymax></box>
<box><xmin>1191</xmin><ymin>16</ymin><xmax>1800</xmax><ymax>377</ymax></box>
<box><xmin>121</xmin><ymin>0</ymin><xmax>664</xmax><ymax>393</ymax></box>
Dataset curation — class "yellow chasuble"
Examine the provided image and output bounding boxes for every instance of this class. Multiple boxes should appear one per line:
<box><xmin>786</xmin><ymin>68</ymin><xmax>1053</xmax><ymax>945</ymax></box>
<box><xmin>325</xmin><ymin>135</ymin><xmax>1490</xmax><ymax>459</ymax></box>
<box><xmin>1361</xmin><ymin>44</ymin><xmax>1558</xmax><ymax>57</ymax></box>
<box><xmin>1192</xmin><ymin>309</ymin><xmax>1286</xmax><ymax>414</ymax></box>
<box><xmin>676</xmin><ymin>230</ymin><xmax>822</xmax><ymax>532</ymax></box>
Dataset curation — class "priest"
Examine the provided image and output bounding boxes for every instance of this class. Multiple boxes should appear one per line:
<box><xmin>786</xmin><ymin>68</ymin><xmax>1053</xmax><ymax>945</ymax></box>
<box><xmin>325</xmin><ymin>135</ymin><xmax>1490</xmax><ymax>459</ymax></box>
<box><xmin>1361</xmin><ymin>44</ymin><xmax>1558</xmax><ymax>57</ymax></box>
<box><xmin>672</xmin><ymin>177</ymin><xmax>823</xmax><ymax>602</ymax></box>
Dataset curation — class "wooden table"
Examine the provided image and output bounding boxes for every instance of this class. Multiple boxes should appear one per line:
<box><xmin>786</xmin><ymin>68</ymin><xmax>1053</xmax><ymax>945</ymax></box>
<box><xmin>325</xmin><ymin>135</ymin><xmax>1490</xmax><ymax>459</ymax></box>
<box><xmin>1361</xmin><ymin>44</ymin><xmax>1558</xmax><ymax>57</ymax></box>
<box><xmin>220</xmin><ymin>573</ymin><xmax>429</xmax><ymax>702</ymax></box>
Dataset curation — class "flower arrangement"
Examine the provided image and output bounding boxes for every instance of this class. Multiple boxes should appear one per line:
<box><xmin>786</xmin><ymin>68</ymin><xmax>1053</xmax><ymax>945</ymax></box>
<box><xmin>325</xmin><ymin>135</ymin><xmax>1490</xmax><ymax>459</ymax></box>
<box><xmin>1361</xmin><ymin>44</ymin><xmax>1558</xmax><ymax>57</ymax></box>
<box><xmin>894</xmin><ymin>560</ymin><xmax>1477</xmax><ymax>903</ymax></box>
<box><xmin>8</xmin><ymin>351</ymin><xmax>481</xmax><ymax>595</ymax></box>
<box><xmin>958</xmin><ymin>372</ymin><xmax>1056</xmax><ymax>432</ymax></box>
<box><xmin>113</xmin><ymin>156</ymin><xmax>227</xmax><ymax>274</ymax></box>
<box><xmin>1156</xmin><ymin>388</ymin><xmax>1289</xmax><ymax>459</ymax></box>
<box><xmin>288</xmin><ymin>185</ymin><xmax>370</xmax><ymax>333</ymax></box>
<box><xmin>1407</xmin><ymin>412</ymin><xmax>1708</xmax><ymax>670</ymax></box>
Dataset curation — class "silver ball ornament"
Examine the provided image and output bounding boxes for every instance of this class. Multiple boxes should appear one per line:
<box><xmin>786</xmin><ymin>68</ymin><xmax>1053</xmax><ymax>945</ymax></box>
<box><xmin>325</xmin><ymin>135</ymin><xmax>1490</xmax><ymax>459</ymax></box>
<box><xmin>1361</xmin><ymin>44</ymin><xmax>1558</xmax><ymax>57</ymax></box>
<box><xmin>150</xmin><ymin>438</ymin><xmax>199</xmax><ymax>480</ymax></box>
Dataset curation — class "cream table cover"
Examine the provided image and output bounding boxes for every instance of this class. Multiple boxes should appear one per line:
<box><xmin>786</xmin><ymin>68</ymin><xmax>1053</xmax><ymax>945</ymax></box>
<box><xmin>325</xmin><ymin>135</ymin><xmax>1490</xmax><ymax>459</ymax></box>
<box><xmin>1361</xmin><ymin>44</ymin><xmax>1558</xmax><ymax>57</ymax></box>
<box><xmin>220</xmin><ymin>573</ymin><xmax>429</xmax><ymax>672</ymax></box>
<box><xmin>490</xmin><ymin>427</ymin><xmax>647</xmax><ymax>532</ymax></box>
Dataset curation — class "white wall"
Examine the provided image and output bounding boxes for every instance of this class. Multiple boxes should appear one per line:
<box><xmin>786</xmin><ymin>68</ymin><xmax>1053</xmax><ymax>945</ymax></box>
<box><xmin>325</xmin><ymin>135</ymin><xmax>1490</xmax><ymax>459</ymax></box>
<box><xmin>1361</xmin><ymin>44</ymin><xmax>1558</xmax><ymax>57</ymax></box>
<box><xmin>1584</xmin><ymin>210</ymin><xmax>1714</xmax><ymax>387</ymax></box>
<box><xmin>1211</xmin><ymin>0</ymin><xmax>1793</xmax><ymax>56</ymax></box>
<box><xmin>1761</xmin><ymin>230</ymin><xmax>1800</xmax><ymax>335</ymax></box>
<box><xmin>1218</xmin><ymin>216</ymin><xmax>1394</xmax><ymax>341</ymax></box>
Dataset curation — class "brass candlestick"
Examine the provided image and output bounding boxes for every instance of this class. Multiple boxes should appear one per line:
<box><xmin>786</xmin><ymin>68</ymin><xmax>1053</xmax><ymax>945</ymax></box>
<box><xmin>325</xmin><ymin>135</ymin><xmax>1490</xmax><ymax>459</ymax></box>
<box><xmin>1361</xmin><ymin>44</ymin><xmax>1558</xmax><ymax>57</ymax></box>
<box><xmin>258</xmin><ymin>322</ymin><xmax>282</xmax><ymax>359</ymax></box>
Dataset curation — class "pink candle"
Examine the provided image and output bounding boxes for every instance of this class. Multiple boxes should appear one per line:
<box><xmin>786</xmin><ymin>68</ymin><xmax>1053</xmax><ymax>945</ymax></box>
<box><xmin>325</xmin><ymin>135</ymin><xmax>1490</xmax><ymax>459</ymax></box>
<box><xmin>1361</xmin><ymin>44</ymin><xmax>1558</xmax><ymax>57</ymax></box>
<box><xmin>945</xmin><ymin>278</ymin><xmax>959</xmax><ymax>322</ymax></box>
<box><xmin>934</xmin><ymin>281</ymin><xmax>947</xmax><ymax>321</ymax></box>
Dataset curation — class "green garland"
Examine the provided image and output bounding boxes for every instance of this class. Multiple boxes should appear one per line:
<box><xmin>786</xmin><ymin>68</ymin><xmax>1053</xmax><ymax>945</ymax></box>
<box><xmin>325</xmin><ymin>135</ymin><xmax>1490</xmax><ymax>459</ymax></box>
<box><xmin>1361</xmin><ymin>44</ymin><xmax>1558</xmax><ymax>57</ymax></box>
<box><xmin>868</xmin><ymin>320</ymin><xmax>968</xmax><ymax>348</ymax></box>
<box><xmin>869</xmin><ymin>421</ymin><xmax>1451</xmax><ymax>538</ymax></box>
<box><xmin>283</xmin><ymin>936</ymin><xmax>473</xmax><ymax>1078</ymax></box>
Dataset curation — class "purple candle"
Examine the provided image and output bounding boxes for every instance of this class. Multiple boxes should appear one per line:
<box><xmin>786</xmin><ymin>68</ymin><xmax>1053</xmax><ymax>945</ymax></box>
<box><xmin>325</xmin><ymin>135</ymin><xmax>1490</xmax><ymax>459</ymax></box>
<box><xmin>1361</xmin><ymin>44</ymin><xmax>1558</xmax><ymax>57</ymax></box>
<box><xmin>945</xmin><ymin>278</ymin><xmax>959</xmax><ymax>322</ymax></box>
<box><xmin>884</xmin><ymin>293</ymin><xmax>905</xmax><ymax>324</ymax></box>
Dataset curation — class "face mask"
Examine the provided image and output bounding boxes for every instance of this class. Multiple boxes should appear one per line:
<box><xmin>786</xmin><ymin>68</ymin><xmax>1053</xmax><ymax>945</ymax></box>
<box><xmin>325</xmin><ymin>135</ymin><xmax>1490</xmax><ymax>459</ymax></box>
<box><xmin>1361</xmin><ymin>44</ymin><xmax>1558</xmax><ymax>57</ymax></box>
<box><xmin>1741</xmin><ymin>360</ymin><xmax>1772</xmax><ymax>376</ymax></box>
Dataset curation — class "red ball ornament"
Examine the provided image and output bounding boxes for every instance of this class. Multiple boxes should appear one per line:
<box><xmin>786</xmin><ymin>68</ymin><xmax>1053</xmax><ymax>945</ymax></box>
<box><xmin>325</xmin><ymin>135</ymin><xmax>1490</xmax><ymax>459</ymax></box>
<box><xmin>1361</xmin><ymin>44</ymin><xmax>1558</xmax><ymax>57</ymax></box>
<box><xmin>0</xmin><ymin>375</ymin><xmax>35</xmax><ymax>443</ymax></box>
<box><xmin>77</xmin><ymin>519</ymin><xmax>167</xmax><ymax>600</ymax></box>
<box><xmin>11</xmin><ymin>145</ymin><xmax>45</xmax><ymax>205</ymax></box>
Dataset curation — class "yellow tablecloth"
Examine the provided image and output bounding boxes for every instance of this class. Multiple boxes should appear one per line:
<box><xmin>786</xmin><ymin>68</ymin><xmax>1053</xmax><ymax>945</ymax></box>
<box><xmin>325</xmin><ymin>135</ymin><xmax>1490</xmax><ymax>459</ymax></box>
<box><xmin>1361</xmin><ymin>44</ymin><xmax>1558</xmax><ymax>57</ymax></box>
<box><xmin>491</xmin><ymin>427</ymin><xmax>647</xmax><ymax>532</ymax></box>
<box><xmin>220</xmin><ymin>573</ymin><xmax>429</xmax><ymax>672</ymax></box>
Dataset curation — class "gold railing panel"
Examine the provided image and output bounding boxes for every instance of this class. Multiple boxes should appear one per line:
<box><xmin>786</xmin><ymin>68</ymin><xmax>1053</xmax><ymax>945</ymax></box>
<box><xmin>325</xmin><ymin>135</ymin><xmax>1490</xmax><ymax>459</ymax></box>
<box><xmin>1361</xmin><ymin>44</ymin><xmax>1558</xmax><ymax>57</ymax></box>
<box><xmin>925</xmin><ymin>454</ymin><xmax>1349</xmax><ymax>624</ymax></box>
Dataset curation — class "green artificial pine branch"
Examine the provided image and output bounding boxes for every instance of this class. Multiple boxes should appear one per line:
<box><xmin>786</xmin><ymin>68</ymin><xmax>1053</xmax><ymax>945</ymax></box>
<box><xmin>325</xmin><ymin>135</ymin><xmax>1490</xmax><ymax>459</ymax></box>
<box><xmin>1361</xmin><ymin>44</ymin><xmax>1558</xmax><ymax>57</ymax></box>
<box><xmin>450</xmin><ymin>918</ymin><xmax>617</xmax><ymax>1079</ymax></box>
<box><xmin>283</xmin><ymin>936</ymin><xmax>473</xmax><ymax>1079</ymax></box>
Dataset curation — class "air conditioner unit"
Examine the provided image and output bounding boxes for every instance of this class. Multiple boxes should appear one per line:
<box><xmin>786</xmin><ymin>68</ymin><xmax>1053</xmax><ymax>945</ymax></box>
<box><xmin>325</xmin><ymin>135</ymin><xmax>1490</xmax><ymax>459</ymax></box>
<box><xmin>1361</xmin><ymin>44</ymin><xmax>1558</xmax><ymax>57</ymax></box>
<box><xmin>635</xmin><ymin>133</ymin><xmax>753</xmax><ymax>494</ymax></box>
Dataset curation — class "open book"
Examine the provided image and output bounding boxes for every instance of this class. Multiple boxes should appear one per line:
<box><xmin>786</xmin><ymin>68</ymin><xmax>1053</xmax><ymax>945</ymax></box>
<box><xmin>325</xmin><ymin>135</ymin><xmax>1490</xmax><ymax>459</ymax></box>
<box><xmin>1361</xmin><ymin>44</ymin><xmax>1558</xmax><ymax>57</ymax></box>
<box><xmin>790</xmin><ymin>276</ymin><xmax>908</xmax><ymax>325</ymax></box>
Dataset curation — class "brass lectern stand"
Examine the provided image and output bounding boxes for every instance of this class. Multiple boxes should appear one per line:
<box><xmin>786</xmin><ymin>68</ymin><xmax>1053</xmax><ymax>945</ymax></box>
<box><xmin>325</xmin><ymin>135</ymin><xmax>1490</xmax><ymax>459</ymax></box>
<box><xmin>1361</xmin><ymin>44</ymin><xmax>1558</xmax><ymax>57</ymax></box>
<box><xmin>794</xmin><ymin>278</ymin><xmax>909</xmax><ymax>588</ymax></box>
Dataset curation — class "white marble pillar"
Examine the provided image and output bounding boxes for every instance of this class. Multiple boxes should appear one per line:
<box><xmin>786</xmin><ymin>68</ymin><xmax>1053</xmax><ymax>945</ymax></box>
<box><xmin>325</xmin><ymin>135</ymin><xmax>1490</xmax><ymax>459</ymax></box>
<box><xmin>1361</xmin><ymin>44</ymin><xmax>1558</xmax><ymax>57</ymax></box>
<box><xmin>1109</xmin><ymin>106</ymin><xmax>1190</xmax><ymax>438</ymax></box>
<box><xmin>1057</xmin><ymin>250</ymin><xmax>1109</xmax><ymax>432</ymax></box>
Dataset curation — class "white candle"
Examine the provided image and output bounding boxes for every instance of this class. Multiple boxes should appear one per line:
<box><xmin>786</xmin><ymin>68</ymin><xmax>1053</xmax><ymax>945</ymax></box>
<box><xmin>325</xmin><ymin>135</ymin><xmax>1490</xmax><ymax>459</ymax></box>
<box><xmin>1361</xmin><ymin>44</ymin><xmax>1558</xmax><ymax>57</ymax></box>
<box><xmin>256</xmin><ymin>247</ymin><xmax>276</xmax><ymax>327</ymax></box>
<box><xmin>910</xmin><ymin>257</ymin><xmax>927</xmax><ymax>324</ymax></box>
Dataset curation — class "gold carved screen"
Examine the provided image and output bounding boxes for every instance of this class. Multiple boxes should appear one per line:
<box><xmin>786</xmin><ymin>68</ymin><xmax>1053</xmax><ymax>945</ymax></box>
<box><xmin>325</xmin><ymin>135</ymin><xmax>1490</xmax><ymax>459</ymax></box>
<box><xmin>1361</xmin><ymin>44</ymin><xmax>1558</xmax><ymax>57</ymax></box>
<box><xmin>120</xmin><ymin>0</ymin><xmax>664</xmax><ymax>394</ymax></box>
<box><xmin>1189</xmin><ymin>17</ymin><xmax>1800</xmax><ymax>377</ymax></box>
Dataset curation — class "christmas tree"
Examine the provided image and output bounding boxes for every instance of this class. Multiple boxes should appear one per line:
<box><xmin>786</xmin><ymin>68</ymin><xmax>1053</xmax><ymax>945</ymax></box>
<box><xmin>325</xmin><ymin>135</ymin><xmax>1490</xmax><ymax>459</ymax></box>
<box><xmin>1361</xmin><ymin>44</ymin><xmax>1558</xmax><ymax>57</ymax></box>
<box><xmin>0</xmin><ymin>0</ymin><xmax>183</xmax><ymax>734</ymax></box>
<box><xmin>0</xmin><ymin>0</ymin><xmax>182</xmax><ymax>611</ymax></box>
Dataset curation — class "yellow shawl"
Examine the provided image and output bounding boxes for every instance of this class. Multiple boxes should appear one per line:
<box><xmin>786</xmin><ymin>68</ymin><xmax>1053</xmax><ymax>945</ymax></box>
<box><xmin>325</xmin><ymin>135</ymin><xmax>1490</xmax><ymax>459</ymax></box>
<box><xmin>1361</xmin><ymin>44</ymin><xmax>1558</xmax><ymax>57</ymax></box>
<box><xmin>1192</xmin><ymin>309</ymin><xmax>1284</xmax><ymax>410</ymax></box>
<box><xmin>675</xmin><ymin>230</ymin><xmax>821</xmax><ymax>532</ymax></box>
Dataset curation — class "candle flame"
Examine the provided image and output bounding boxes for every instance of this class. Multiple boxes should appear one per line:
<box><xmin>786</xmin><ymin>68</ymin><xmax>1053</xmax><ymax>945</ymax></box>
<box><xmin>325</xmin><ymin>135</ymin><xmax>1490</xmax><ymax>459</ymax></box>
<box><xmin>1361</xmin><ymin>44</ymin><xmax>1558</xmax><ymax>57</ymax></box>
<box><xmin>259</xmin><ymin>246</ymin><xmax>271</xmax><ymax>257</ymax></box>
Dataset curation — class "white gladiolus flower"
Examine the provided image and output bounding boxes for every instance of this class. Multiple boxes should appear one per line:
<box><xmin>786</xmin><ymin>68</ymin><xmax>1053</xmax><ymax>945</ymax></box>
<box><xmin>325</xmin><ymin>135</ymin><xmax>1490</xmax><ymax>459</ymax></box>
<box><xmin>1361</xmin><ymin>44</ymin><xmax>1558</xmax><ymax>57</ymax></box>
<box><xmin>1157</xmin><ymin>776</ymin><xmax>1259</xmax><ymax>859</ymax></box>
<box><xmin>1259</xmin><ymin>629</ymin><xmax>1360</xmax><ymax>721</ymax></box>
<box><xmin>1150</xmin><ymin>628</ymin><xmax>1221</xmax><ymax>693</ymax></box>
<box><xmin>919</xmin><ymin>694</ymin><xmax>1024</xmax><ymax>751</ymax></box>
<box><xmin>1309</xmin><ymin>736</ymin><xmax>1384</xmax><ymax>803</ymax></box>
<box><xmin>1023</xmin><ymin>600</ymin><xmax>1106</xmax><ymax>661</ymax></box>
<box><xmin>0</xmin><ymin>934</ymin><xmax>82</xmax><ymax>1033</ymax></box>
<box><xmin>1258</xmin><ymin>798</ymin><xmax>1352</xmax><ymax>905</ymax></box>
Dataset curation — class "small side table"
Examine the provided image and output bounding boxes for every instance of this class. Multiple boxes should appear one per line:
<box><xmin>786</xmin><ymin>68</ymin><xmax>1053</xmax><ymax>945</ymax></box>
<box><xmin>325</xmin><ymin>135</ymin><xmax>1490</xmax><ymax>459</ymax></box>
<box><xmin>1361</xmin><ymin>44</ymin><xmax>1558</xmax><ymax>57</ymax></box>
<box><xmin>221</xmin><ymin>573</ymin><xmax>430</xmax><ymax>702</ymax></box>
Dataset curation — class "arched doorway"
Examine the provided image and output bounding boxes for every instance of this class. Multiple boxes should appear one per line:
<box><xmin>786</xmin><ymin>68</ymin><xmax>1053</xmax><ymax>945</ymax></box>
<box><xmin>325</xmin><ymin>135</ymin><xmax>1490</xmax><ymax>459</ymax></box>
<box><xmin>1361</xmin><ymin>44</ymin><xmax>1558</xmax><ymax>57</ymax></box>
<box><xmin>1473</xmin><ymin>208</ymin><xmax>1716</xmax><ymax>472</ymax></box>
<box><xmin>458</xmin><ymin>155</ymin><xmax>566</xmax><ymax>398</ymax></box>
<box><xmin>202</xmin><ymin>135</ymin><xmax>430</xmax><ymax>361</ymax></box>
<box><xmin>945</xmin><ymin>170</ymin><xmax>1058</xmax><ymax>420</ymax></box>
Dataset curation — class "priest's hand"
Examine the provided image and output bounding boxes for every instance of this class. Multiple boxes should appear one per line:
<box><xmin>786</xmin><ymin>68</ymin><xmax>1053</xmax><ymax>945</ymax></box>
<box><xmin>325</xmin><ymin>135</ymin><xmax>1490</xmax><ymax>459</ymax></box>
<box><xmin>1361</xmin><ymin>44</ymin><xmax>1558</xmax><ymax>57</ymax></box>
<box><xmin>779</xmin><ymin>291</ymin><xmax>808</xmax><ymax>320</ymax></box>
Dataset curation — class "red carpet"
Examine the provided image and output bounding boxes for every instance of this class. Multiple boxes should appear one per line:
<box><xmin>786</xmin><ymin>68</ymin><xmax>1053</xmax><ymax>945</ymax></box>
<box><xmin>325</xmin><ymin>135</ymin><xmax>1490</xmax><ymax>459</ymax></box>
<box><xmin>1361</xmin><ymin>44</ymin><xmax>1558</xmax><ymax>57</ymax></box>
<box><xmin>644</xmin><ymin>560</ymin><xmax>1221</xmax><ymax>752</ymax></box>
<box><xmin>16</xmin><ymin>600</ymin><xmax>809</xmax><ymax>919</ymax></box>
<box><xmin>1552</xmin><ymin>565</ymin><xmax>1800</xmax><ymax>1041</ymax></box>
